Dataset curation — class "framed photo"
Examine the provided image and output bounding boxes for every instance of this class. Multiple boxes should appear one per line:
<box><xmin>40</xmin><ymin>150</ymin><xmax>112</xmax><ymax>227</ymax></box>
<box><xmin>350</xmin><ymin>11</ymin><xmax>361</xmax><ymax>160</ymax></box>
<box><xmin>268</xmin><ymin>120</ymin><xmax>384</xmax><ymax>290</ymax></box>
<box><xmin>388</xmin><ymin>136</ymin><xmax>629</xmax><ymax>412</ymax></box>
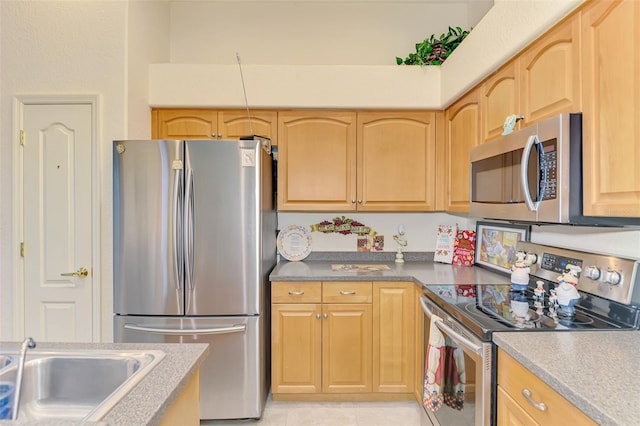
<box><xmin>475</xmin><ymin>221</ymin><xmax>530</xmax><ymax>274</ymax></box>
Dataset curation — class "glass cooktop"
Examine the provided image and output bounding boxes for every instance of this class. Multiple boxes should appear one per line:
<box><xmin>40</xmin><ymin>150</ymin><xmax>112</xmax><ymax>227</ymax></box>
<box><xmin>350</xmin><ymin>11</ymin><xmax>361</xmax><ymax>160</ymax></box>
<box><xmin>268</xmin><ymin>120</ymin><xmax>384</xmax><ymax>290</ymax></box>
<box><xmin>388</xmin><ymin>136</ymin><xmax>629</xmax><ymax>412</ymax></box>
<box><xmin>423</xmin><ymin>280</ymin><xmax>640</xmax><ymax>341</ymax></box>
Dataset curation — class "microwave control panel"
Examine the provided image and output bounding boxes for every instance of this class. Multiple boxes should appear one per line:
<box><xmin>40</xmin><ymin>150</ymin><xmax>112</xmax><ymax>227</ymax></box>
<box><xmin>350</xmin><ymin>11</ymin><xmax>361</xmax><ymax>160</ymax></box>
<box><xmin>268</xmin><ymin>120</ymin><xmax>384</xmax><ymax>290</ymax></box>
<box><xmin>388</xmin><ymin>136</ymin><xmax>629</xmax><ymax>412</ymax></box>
<box><xmin>539</xmin><ymin>138</ymin><xmax>558</xmax><ymax>200</ymax></box>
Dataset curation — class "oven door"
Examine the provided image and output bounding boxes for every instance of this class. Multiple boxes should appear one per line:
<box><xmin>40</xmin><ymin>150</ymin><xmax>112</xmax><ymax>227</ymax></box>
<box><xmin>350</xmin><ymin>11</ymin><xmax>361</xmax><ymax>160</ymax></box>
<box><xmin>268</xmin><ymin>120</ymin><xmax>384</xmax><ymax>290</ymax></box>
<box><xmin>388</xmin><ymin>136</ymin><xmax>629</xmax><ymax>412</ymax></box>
<box><xmin>419</xmin><ymin>295</ymin><xmax>493</xmax><ymax>426</ymax></box>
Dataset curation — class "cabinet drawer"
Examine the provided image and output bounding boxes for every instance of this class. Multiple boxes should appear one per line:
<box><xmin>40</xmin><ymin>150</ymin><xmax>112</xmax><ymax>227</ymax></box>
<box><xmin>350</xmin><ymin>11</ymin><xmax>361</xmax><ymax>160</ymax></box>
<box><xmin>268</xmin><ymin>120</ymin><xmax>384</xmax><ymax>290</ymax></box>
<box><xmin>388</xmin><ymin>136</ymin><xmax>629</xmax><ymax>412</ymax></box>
<box><xmin>272</xmin><ymin>281</ymin><xmax>322</xmax><ymax>303</ymax></box>
<box><xmin>498</xmin><ymin>350</ymin><xmax>596</xmax><ymax>425</ymax></box>
<box><xmin>323</xmin><ymin>282</ymin><xmax>372</xmax><ymax>303</ymax></box>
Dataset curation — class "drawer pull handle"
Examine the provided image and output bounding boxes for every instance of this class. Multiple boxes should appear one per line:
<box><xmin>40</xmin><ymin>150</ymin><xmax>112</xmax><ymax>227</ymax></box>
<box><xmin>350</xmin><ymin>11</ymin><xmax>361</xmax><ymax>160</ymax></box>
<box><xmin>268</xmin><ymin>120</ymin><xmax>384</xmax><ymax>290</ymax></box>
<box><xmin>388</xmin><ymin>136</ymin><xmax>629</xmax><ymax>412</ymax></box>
<box><xmin>340</xmin><ymin>290</ymin><xmax>356</xmax><ymax>295</ymax></box>
<box><xmin>288</xmin><ymin>290</ymin><xmax>304</xmax><ymax>296</ymax></box>
<box><xmin>522</xmin><ymin>389</ymin><xmax>547</xmax><ymax>412</ymax></box>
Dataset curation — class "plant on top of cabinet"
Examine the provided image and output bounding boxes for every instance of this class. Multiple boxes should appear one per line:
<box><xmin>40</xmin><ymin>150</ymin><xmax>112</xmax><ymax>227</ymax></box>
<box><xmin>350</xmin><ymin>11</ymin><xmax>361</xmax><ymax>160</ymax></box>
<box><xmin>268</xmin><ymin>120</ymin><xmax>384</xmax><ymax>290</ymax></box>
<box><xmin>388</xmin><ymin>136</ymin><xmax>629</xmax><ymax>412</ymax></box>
<box><xmin>396</xmin><ymin>27</ymin><xmax>470</xmax><ymax>65</ymax></box>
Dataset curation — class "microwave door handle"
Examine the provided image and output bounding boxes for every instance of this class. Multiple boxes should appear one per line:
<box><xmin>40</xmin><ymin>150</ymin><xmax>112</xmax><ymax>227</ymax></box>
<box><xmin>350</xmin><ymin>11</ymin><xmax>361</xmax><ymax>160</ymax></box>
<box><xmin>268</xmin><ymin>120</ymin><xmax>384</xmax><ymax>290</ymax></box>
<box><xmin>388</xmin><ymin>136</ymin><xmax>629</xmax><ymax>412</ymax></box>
<box><xmin>420</xmin><ymin>296</ymin><xmax>482</xmax><ymax>355</ymax></box>
<box><xmin>521</xmin><ymin>134</ymin><xmax>541</xmax><ymax>212</ymax></box>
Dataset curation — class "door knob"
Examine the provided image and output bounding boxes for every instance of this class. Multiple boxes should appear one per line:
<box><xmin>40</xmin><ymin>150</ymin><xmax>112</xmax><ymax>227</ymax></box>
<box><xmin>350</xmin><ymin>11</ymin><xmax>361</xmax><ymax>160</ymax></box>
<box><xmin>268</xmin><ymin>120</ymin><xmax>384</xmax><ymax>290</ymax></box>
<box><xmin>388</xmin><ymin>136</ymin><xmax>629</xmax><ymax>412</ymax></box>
<box><xmin>60</xmin><ymin>267</ymin><xmax>88</xmax><ymax>278</ymax></box>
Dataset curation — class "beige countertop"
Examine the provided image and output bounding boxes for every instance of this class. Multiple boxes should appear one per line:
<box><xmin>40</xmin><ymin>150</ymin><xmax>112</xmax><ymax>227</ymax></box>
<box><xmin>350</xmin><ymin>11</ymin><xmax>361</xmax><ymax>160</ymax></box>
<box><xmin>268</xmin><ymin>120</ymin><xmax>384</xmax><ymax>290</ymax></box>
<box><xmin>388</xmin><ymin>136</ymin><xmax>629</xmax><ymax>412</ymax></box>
<box><xmin>494</xmin><ymin>331</ymin><xmax>640</xmax><ymax>426</ymax></box>
<box><xmin>0</xmin><ymin>342</ymin><xmax>209</xmax><ymax>425</ymax></box>
<box><xmin>270</xmin><ymin>258</ymin><xmax>512</xmax><ymax>286</ymax></box>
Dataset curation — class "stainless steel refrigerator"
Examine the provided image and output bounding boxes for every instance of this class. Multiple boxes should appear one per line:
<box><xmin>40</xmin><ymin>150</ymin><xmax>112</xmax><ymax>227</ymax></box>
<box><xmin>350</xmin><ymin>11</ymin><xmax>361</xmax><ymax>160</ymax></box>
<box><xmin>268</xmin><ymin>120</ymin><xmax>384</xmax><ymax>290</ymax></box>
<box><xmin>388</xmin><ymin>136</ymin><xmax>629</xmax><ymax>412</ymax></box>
<box><xmin>112</xmin><ymin>138</ymin><xmax>276</xmax><ymax>420</ymax></box>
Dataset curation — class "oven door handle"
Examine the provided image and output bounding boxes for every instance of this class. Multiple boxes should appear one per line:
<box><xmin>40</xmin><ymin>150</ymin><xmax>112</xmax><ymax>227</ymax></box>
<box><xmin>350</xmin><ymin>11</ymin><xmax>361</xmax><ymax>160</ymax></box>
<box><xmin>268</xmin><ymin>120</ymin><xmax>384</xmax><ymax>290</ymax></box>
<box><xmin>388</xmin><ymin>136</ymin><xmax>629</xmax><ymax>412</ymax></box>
<box><xmin>420</xmin><ymin>296</ymin><xmax>483</xmax><ymax>355</ymax></box>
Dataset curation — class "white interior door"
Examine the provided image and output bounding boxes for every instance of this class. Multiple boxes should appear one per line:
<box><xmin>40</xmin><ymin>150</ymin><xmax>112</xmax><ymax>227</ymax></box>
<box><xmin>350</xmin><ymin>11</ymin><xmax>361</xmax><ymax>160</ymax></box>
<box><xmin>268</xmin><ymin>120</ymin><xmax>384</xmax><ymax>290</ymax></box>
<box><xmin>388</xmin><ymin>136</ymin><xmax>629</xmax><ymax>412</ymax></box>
<box><xmin>21</xmin><ymin>103</ymin><xmax>94</xmax><ymax>342</ymax></box>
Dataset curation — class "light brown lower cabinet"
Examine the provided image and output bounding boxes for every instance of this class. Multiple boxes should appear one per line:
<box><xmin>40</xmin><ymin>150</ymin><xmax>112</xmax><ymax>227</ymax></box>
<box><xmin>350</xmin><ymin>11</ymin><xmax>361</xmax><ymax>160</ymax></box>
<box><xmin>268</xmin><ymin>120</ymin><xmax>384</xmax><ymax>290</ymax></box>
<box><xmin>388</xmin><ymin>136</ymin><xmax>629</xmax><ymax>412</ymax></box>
<box><xmin>159</xmin><ymin>370</ymin><xmax>200</xmax><ymax>426</ymax></box>
<box><xmin>271</xmin><ymin>281</ymin><xmax>415</xmax><ymax>401</ymax></box>
<box><xmin>497</xmin><ymin>349</ymin><xmax>596</xmax><ymax>426</ymax></box>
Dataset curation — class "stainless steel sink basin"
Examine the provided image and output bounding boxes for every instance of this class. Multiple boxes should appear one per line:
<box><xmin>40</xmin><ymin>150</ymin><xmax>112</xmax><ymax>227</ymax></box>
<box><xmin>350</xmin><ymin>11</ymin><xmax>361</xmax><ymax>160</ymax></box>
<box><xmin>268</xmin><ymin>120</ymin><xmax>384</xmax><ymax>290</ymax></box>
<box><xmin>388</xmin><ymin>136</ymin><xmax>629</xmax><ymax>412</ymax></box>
<box><xmin>0</xmin><ymin>349</ymin><xmax>165</xmax><ymax>421</ymax></box>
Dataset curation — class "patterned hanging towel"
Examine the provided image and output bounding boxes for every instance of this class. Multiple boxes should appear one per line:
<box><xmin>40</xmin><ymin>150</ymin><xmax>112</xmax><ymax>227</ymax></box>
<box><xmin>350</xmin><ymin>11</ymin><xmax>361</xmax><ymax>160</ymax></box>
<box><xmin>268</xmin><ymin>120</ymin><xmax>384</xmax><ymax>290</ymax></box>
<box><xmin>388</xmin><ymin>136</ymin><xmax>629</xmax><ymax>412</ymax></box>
<box><xmin>423</xmin><ymin>315</ymin><xmax>445</xmax><ymax>412</ymax></box>
<box><xmin>443</xmin><ymin>337</ymin><xmax>466</xmax><ymax>411</ymax></box>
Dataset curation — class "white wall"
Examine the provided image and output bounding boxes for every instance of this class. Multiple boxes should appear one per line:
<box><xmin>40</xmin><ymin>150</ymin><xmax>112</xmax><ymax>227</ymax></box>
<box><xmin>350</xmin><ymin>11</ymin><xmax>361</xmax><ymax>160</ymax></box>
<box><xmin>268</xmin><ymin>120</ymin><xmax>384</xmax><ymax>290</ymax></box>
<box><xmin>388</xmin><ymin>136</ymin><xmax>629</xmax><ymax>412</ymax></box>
<box><xmin>127</xmin><ymin>1</ymin><xmax>171</xmax><ymax>139</ymax></box>
<box><xmin>278</xmin><ymin>212</ymin><xmax>475</xmax><ymax>253</ymax></box>
<box><xmin>168</xmin><ymin>1</ymin><xmax>491</xmax><ymax>66</ymax></box>
<box><xmin>0</xmin><ymin>0</ymin><xmax>170</xmax><ymax>342</ymax></box>
<box><xmin>279</xmin><ymin>213</ymin><xmax>640</xmax><ymax>261</ymax></box>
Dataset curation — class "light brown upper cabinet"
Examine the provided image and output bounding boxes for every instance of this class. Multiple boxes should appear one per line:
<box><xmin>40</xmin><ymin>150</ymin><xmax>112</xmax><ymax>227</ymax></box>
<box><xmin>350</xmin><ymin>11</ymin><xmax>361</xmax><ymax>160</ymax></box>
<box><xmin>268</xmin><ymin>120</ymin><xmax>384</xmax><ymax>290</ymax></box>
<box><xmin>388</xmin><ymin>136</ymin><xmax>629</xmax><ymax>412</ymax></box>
<box><xmin>277</xmin><ymin>110</ymin><xmax>357</xmax><ymax>211</ymax></box>
<box><xmin>481</xmin><ymin>61</ymin><xmax>519</xmax><ymax>142</ymax></box>
<box><xmin>356</xmin><ymin>111</ymin><xmax>437</xmax><ymax>211</ymax></box>
<box><xmin>277</xmin><ymin>110</ymin><xmax>437</xmax><ymax>212</ymax></box>
<box><xmin>445</xmin><ymin>88</ymin><xmax>481</xmax><ymax>213</ymax></box>
<box><xmin>581</xmin><ymin>0</ymin><xmax>640</xmax><ymax>218</ymax></box>
<box><xmin>152</xmin><ymin>108</ymin><xmax>277</xmax><ymax>143</ymax></box>
<box><xmin>518</xmin><ymin>13</ymin><xmax>581</xmax><ymax>127</ymax></box>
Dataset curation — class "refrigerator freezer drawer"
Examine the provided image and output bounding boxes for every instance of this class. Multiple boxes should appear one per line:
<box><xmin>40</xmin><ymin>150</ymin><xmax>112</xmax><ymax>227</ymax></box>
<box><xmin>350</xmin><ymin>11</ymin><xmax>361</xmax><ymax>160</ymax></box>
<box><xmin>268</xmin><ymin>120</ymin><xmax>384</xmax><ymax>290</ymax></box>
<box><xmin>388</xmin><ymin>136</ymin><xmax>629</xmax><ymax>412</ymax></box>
<box><xmin>114</xmin><ymin>315</ymin><xmax>268</xmax><ymax>420</ymax></box>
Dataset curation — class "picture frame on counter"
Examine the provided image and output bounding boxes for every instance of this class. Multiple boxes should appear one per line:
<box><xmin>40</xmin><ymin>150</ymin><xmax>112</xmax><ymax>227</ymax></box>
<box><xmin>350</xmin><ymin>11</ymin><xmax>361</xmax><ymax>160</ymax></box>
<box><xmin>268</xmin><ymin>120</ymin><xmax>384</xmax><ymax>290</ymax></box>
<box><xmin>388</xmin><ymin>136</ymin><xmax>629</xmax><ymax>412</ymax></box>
<box><xmin>475</xmin><ymin>221</ymin><xmax>530</xmax><ymax>274</ymax></box>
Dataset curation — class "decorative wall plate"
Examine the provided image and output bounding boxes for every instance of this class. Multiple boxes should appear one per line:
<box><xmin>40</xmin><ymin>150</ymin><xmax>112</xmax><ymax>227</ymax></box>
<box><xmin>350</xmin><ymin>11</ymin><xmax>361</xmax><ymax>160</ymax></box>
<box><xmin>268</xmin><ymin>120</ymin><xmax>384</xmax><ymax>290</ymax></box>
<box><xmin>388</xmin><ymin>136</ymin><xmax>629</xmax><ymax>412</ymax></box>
<box><xmin>277</xmin><ymin>225</ymin><xmax>312</xmax><ymax>261</ymax></box>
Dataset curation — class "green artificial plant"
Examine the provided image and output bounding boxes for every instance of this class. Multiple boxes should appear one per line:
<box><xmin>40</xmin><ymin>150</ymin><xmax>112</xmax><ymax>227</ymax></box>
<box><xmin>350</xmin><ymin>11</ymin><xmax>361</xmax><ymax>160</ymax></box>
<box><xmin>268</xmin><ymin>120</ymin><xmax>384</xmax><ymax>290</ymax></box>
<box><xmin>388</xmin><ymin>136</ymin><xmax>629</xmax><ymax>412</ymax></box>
<box><xmin>396</xmin><ymin>26</ymin><xmax>471</xmax><ymax>66</ymax></box>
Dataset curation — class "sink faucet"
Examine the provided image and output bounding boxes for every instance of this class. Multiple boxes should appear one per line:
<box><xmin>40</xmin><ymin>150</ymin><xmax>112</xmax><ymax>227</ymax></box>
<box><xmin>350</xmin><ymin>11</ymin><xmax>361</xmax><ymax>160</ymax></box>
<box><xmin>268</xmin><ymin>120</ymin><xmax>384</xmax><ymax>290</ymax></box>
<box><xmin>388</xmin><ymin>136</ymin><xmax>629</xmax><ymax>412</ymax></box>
<box><xmin>12</xmin><ymin>337</ymin><xmax>36</xmax><ymax>420</ymax></box>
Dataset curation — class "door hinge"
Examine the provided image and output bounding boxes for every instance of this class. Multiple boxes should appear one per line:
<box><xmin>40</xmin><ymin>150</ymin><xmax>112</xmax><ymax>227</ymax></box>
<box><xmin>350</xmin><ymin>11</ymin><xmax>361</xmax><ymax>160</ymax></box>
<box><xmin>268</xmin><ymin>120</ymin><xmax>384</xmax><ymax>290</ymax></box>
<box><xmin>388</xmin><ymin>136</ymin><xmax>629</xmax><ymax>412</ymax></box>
<box><xmin>20</xmin><ymin>130</ymin><xmax>25</xmax><ymax>146</ymax></box>
<box><xmin>20</xmin><ymin>242</ymin><xmax>25</xmax><ymax>257</ymax></box>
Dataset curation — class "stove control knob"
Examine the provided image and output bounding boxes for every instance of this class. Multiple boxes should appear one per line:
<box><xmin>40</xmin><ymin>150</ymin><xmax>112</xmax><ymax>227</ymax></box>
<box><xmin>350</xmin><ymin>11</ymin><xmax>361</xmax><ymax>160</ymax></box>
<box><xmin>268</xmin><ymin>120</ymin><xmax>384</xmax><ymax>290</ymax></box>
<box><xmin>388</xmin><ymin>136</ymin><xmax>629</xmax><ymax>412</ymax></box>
<box><xmin>605</xmin><ymin>270</ymin><xmax>622</xmax><ymax>286</ymax></box>
<box><xmin>525</xmin><ymin>253</ymin><xmax>538</xmax><ymax>264</ymax></box>
<box><xmin>584</xmin><ymin>266</ymin><xmax>601</xmax><ymax>280</ymax></box>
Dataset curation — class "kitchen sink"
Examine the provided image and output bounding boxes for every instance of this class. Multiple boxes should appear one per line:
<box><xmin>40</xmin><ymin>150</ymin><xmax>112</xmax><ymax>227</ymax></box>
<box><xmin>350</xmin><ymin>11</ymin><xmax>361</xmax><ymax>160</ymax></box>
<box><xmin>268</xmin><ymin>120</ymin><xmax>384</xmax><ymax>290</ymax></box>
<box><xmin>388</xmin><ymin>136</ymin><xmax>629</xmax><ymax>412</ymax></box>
<box><xmin>0</xmin><ymin>349</ymin><xmax>165</xmax><ymax>421</ymax></box>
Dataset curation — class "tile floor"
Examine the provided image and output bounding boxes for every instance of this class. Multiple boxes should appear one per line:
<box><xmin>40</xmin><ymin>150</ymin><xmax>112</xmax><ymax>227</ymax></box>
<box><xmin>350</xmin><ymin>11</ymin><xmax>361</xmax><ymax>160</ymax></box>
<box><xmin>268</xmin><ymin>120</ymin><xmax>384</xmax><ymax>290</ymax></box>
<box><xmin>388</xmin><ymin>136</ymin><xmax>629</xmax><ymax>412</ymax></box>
<box><xmin>201</xmin><ymin>396</ymin><xmax>423</xmax><ymax>426</ymax></box>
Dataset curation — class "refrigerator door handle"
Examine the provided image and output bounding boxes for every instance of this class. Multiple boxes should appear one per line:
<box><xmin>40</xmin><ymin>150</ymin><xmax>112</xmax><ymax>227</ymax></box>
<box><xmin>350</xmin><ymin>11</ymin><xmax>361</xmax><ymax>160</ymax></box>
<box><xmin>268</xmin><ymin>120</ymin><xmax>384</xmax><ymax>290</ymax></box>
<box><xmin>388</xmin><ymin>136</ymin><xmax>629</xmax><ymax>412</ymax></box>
<box><xmin>123</xmin><ymin>323</ymin><xmax>247</xmax><ymax>335</ymax></box>
<box><xmin>184</xmin><ymin>167</ymin><xmax>195</xmax><ymax>294</ymax></box>
<box><xmin>172</xmin><ymin>165</ymin><xmax>184</xmax><ymax>294</ymax></box>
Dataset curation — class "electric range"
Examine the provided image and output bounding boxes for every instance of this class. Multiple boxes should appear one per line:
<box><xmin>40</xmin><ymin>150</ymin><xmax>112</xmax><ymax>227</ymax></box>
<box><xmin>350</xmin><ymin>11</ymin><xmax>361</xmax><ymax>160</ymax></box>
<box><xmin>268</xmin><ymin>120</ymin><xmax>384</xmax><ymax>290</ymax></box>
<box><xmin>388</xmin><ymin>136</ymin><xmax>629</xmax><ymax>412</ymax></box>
<box><xmin>423</xmin><ymin>241</ymin><xmax>640</xmax><ymax>340</ymax></box>
<box><xmin>419</xmin><ymin>241</ymin><xmax>640</xmax><ymax>426</ymax></box>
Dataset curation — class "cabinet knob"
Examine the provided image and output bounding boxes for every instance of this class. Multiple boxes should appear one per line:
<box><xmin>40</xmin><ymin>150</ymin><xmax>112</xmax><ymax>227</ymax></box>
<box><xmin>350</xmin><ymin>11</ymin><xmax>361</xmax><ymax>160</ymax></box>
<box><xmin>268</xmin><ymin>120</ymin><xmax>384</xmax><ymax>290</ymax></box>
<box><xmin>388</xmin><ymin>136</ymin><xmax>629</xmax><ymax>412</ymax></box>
<box><xmin>316</xmin><ymin>314</ymin><xmax>321</xmax><ymax>319</ymax></box>
<box><xmin>323</xmin><ymin>313</ymin><xmax>328</xmax><ymax>319</ymax></box>
<box><xmin>357</xmin><ymin>200</ymin><xmax>362</xmax><ymax>204</ymax></box>
<box><xmin>351</xmin><ymin>199</ymin><xmax>356</xmax><ymax>204</ymax></box>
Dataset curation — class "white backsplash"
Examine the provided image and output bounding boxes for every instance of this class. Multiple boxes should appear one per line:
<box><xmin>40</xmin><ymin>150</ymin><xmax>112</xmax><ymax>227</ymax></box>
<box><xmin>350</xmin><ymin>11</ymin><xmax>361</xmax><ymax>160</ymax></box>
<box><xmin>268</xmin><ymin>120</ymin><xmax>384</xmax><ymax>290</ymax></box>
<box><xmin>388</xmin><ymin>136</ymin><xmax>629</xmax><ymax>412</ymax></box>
<box><xmin>277</xmin><ymin>212</ymin><xmax>640</xmax><ymax>260</ymax></box>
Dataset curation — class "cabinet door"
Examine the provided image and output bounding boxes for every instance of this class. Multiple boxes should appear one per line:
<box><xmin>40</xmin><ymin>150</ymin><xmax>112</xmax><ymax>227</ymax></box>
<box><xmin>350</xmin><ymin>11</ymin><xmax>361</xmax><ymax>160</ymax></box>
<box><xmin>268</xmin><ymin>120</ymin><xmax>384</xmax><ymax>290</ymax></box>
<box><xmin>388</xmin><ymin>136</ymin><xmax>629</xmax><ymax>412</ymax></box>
<box><xmin>497</xmin><ymin>350</ymin><xmax>597</xmax><ymax>425</ymax></box>
<box><xmin>373</xmin><ymin>282</ymin><xmax>415</xmax><ymax>393</ymax></box>
<box><xmin>153</xmin><ymin>109</ymin><xmax>218</xmax><ymax>139</ymax></box>
<box><xmin>497</xmin><ymin>386</ymin><xmax>540</xmax><ymax>426</ymax></box>
<box><xmin>519</xmin><ymin>14</ymin><xmax>581</xmax><ymax>127</ymax></box>
<box><xmin>581</xmin><ymin>0</ymin><xmax>640</xmax><ymax>218</ymax></box>
<box><xmin>445</xmin><ymin>89</ymin><xmax>481</xmax><ymax>212</ymax></box>
<box><xmin>356</xmin><ymin>111</ymin><xmax>437</xmax><ymax>211</ymax></box>
<box><xmin>481</xmin><ymin>62</ymin><xmax>519</xmax><ymax>142</ymax></box>
<box><xmin>322</xmin><ymin>303</ymin><xmax>372</xmax><ymax>393</ymax></box>
<box><xmin>277</xmin><ymin>111</ymin><xmax>357</xmax><ymax>211</ymax></box>
<box><xmin>413</xmin><ymin>285</ymin><xmax>424</xmax><ymax>402</ymax></box>
<box><xmin>218</xmin><ymin>110</ymin><xmax>277</xmax><ymax>144</ymax></box>
<box><xmin>272</xmin><ymin>304</ymin><xmax>322</xmax><ymax>393</ymax></box>
<box><xmin>159</xmin><ymin>371</ymin><xmax>200</xmax><ymax>426</ymax></box>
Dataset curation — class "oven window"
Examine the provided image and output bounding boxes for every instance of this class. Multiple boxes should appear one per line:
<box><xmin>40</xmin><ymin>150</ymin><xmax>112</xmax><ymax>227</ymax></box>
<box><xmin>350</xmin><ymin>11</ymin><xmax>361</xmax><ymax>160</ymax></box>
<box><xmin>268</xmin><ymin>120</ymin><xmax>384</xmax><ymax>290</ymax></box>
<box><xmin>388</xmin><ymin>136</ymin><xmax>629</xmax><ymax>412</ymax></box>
<box><xmin>422</xmin><ymin>316</ymin><xmax>478</xmax><ymax>425</ymax></box>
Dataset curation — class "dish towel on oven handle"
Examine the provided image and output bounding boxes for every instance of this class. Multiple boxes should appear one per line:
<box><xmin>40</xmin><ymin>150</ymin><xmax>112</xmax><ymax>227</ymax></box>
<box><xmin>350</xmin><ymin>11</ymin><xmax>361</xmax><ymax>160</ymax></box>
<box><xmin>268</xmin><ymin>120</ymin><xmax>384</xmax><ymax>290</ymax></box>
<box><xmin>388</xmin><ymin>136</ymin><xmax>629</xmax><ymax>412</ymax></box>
<box><xmin>443</xmin><ymin>337</ymin><xmax>466</xmax><ymax>410</ymax></box>
<box><xmin>423</xmin><ymin>314</ymin><xmax>445</xmax><ymax>411</ymax></box>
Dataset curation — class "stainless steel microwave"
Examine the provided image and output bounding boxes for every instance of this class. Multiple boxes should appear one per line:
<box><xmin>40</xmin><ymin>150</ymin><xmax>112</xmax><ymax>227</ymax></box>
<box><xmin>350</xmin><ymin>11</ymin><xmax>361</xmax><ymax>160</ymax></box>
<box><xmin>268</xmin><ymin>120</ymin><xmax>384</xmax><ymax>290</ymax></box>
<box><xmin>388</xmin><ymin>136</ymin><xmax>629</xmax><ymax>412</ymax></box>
<box><xmin>470</xmin><ymin>113</ymin><xmax>582</xmax><ymax>224</ymax></box>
